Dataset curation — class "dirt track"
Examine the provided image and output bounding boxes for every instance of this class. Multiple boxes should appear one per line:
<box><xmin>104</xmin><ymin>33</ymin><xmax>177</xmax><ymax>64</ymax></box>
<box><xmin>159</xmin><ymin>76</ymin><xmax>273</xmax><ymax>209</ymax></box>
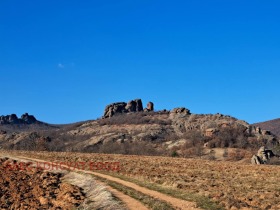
<box><xmin>14</xmin><ymin>155</ymin><xmax>200</xmax><ymax>210</ymax></box>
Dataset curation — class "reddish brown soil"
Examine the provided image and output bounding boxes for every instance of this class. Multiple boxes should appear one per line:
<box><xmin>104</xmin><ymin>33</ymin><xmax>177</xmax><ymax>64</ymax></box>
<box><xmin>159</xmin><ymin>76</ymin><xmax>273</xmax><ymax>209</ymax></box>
<box><xmin>0</xmin><ymin>158</ymin><xmax>85</xmax><ymax>210</ymax></box>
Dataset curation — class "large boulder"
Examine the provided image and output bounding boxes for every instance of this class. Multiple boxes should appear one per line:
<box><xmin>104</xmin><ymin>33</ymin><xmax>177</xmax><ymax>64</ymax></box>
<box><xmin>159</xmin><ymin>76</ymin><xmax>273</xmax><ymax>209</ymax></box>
<box><xmin>251</xmin><ymin>146</ymin><xmax>278</xmax><ymax>164</ymax></box>
<box><xmin>21</xmin><ymin>113</ymin><xmax>37</xmax><ymax>124</ymax></box>
<box><xmin>125</xmin><ymin>99</ymin><xmax>143</xmax><ymax>112</ymax></box>
<box><xmin>146</xmin><ymin>102</ymin><xmax>154</xmax><ymax>111</ymax></box>
<box><xmin>8</xmin><ymin>114</ymin><xmax>19</xmax><ymax>124</ymax></box>
<box><xmin>135</xmin><ymin>99</ymin><xmax>143</xmax><ymax>112</ymax></box>
<box><xmin>103</xmin><ymin>99</ymin><xmax>146</xmax><ymax>118</ymax></box>
<box><xmin>171</xmin><ymin>107</ymin><xmax>191</xmax><ymax>115</ymax></box>
<box><xmin>125</xmin><ymin>100</ymin><xmax>137</xmax><ymax>112</ymax></box>
<box><xmin>103</xmin><ymin>102</ymin><xmax>127</xmax><ymax>118</ymax></box>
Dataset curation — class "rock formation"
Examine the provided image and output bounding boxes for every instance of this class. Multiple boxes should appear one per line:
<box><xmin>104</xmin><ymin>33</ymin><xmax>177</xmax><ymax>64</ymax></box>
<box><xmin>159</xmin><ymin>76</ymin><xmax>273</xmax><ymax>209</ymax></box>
<box><xmin>103</xmin><ymin>99</ymin><xmax>151</xmax><ymax>118</ymax></box>
<box><xmin>171</xmin><ymin>107</ymin><xmax>191</xmax><ymax>115</ymax></box>
<box><xmin>0</xmin><ymin>113</ymin><xmax>38</xmax><ymax>125</ymax></box>
<box><xmin>0</xmin><ymin>130</ymin><xmax>6</xmax><ymax>135</ymax></box>
<box><xmin>125</xmin><ymin>99</ymin><xmax>143</xmax><ymax>112</ymax></box>
<box><xmin>145</xmin><ymin>102</ymin><xmax>154</xmax><ymax>112</ymax></box>
<box><xmin>21</xmin><ymin>113</ymin><xmax>37</xmax><ymax>124</ymax></box>
<box><xmin>251</xmin><ymin>146</ymin><xmax>279</xmax><ymax>164</ymax></box>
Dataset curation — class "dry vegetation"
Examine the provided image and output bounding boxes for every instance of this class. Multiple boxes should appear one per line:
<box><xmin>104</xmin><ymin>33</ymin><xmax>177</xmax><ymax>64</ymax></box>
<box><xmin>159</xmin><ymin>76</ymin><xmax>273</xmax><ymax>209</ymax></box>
<box><xmin>4</xmin><ymin>150</ymin><xmax>280</xmax><ymax>210</ymax></box>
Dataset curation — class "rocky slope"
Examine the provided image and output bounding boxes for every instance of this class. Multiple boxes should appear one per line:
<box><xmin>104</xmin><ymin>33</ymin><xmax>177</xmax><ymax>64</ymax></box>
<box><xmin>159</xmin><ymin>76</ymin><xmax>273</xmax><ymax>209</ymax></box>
<box><xmin>0</xmin><ymin>100</ymin><xmax>279</xmax><ymax>156</ymax></box>
<box><xmin>253</xmin><ymin>118</ymin><xmax>280</xmax><ymax>137</ymax></box>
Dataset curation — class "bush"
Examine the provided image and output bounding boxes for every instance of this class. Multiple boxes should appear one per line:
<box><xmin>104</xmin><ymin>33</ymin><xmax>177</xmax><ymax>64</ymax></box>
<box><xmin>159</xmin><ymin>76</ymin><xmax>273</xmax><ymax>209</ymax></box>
<box><xmin>97</xmin><ymin>112</ymin><xmax>171</xmax><ymax>126</ymax></box>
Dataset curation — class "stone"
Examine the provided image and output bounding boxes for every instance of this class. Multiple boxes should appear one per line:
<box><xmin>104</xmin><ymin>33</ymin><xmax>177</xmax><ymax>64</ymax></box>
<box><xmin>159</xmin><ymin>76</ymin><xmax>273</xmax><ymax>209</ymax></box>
<box><xmin>134</xmin><ymin>99</ymin><xmax>143</xmax><ymax>112</ymax></box>
<box><xmin>8</xmin><ymin>114</ymin><xmax>19</xmax><ymax>123</ymax></box>
<box><xmin>146</xmin><ymin>102</ymin><xmax>154</xmax><ymax>111</ymax></box>
<box><xmin>0</xmin><ymin>113</ymin><xmax>38</xmax><ymax>125</ymax></box>
<box><xmin>103</xmin><ymin>99</ymin><xmax>145</xmax><ymax>118</ymax></box>
<box><xmin>251</xmin><ymin>146</ymin><xmax>279</xmax><ymax>164</ymax></box>
<box><xmin>21</xmin><ymin>113</ymin><xmax>37</xmax><ymax>124</ymax></box>
<box><xmin>171</xmin><ymin>107</ymin><xmax>191</xmax><ymax>115</ymax></box>
<box><xmin>125</xmin><ymin>100</ymin><xmax>137</xmax><ymax>112</ymax></box>
<box><xmin>205</xmin><ymin>128</ymin><xmax>218</xmax><ymax>137</ymax></box>
<box><xmin>103</xmin><ymin>102</ymin><xmax>127</xmax><ymax>118</ymax></box>
<box><xmin>251</xmin><ymin>155</ymin><xmax>261</xmax><ymax>165</ymax></box>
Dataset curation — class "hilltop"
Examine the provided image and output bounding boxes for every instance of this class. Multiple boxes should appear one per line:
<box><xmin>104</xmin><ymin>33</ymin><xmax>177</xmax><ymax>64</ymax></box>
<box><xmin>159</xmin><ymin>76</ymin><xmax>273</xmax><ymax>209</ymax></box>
<box><xmin>1</xmin><ymin>99</ymin><xmax>278</xmax><ymax>160</ymax></box>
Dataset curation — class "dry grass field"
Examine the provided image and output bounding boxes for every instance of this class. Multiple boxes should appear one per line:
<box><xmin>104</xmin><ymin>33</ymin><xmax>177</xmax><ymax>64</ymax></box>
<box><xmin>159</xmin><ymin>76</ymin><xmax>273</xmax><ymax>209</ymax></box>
<box><xmin>3</xmin><ymin>150</ymin><xmax>280</xmax><ymax>210</ymax></box>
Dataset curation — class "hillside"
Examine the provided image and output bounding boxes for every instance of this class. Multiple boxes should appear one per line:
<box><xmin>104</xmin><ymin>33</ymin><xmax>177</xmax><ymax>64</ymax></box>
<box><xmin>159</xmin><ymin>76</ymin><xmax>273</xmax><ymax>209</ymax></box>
<box><xmin>253</xmin><ymin>118</ymin><xmax>280</xmax><ymax>137</ymax></box>
<box><xmin>1</xmin><ymin>99</ymin><xmax>279</xmax><ymax>158</ymax></box>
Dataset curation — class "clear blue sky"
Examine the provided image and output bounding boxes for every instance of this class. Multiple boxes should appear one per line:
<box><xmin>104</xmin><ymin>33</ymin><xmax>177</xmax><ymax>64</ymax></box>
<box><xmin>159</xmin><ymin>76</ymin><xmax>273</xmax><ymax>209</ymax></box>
<box><xmin>0</xmin><ymin>0</ymin><xmax>279</xmax><ymax>124</ymax></box>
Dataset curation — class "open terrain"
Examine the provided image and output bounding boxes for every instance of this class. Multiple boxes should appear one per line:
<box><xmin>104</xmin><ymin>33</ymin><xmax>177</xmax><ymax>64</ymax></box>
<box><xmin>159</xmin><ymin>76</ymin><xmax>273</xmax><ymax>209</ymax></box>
<box><xmin>1</xmin><ymin>102</ymin><xmax>280</xmax><ymax>209</ymax></box>
<box><xmin>0</xmin><ymin>155</ymin><xmax>127</xmax><ymax>210</ymax></box>
<box><xmin>0</xmin><ymin>158</ymin><xmax>85</xmax><ymax>209</ymax></box>
<box><xmin>2</xmin><ymin>150</ymin><xmax>280</xmax><ymax>210</ymax></box>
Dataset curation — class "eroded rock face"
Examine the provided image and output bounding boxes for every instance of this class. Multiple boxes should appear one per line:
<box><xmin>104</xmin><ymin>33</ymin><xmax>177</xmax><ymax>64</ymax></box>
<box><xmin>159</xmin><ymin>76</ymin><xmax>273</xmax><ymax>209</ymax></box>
<box><xmin>103</xmin><ymin>99</ymin><xmax>145</xmax><ymax>118</ymax></box>
<box><xmin>251</xmin><ymin>146</ymin><xmax>278</xmax><ymax>164</ymax></box>
<box><xmin>0</xmin><ymin>113</ymin><xmax>38</xmax><ymax>125</ymax></box>
<box><xmin>171</xmin><ymin>107</ymin><xmax>191</xmax><ymax>115</ymax></box>
<box><xmin>125</xmin><ymin>99</ymin><xmax>143</xmax><ymax>112</ymax></box>
<box><xmin>135</xmin><ymin>99</ymin><xmax>144</xmax><ymax>112</ymax></box>
<box><xmin>21</xmin><ymin>113</ymin><xmax>37</xmax><ymax>124</ymax></box>
<box><xmin>146</xmin><ymin>102</ymin><xmax>154</xmax><ymax>111</ymax></box>
<box><xmin>103</xmin><ymin>102</ymin><xmax>127</xmax><ymax>118</ymax></box>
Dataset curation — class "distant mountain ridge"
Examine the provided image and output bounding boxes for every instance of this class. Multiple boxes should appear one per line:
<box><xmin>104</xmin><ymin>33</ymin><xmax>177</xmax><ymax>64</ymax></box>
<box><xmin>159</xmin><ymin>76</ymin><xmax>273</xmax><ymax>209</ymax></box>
<box><xmin>0</xmin><ymin>113</ymin><xmax>39</xmax><ymax>125</ymax></box>
<box><xmin>253</xmin><ymin>118</ymin><xmax>280</xmax><ymax>137</ymax></box>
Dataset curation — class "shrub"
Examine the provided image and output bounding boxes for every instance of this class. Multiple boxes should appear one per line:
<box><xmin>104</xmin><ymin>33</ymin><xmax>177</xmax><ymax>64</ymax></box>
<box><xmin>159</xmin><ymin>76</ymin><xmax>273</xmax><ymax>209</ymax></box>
<box><xmin>97</xmin><ymin>112</ymin><xmax>171</xmax><ymax>126</ymax></box>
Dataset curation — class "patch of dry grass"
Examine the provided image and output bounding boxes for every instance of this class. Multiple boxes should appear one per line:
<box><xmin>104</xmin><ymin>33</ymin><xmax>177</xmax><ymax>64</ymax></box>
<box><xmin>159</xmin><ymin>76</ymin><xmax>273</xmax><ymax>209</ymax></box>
<box><xmin>57</xmin><ymin>172</ymin><xmax>126</xmax><ymax>210</ymax></box>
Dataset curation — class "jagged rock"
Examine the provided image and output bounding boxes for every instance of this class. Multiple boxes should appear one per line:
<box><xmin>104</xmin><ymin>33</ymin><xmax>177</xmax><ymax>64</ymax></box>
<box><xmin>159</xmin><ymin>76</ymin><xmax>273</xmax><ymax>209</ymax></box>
<box><xmin>125</xmin><ymin>100</ymin><xmax>137</xmax><ymax>112</ymax></box>
<box><xmin>9</xmin><ymin>114</ymin><xmax>19</xmax><ymax>124</ymax></box>
<box><xmin>0</xmin><ymin>113</ymin><xmax>38</xmax><ymax>125</ymax></box>
<box><xmin>251</xmin><ymin>155</ymin><xmax>262</xmax><ymax>165</ymax></box>
<box><xmin>251</xmin><ymin>146</ymin><xmax>278</xmax><ymax>164</ymax></box>
<box><xmin>205</xmin><ymin>128</ymin><xmax>218</xmax><ymax>137</ymax></box>
<box><xmin>103</xmin><ymin>102</ymin><xmax>127</xmax><ymax>118</ymax></box>
<box><xmin>125</xmin><ymin>99</ymin><xmax>143</xmax><ymax>112</ymax></box>
<box><xmin>146</xmin><ymin>102</ymin><xmax>154</xmax><ymax>111</ymax></box>
<box><xmin>135</xmin><ymin>99</ymin><xmax>143</xmax><ymax>112</ymax></box>
<box><xmin>171</xmin><ymin>107</ymin><xmax>191</xmax><ymax>115</ymax></box>
<box><xmin>103</xmin><ymin>99</ymin><xmax>145</xmax><ymax>118</ymax></box>
<box><xmin>21</xmin><ymin>113</ymin><xmax>37</xmax><ymax>124</ymax></box>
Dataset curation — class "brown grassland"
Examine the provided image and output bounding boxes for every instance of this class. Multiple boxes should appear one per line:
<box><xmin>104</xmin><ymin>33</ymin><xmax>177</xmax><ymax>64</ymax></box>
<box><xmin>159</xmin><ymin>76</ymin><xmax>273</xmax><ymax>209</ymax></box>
<box><xmin>3</xmin><ymin>150</ymin><xmax>280</xmax><ymax>210</ymax></box>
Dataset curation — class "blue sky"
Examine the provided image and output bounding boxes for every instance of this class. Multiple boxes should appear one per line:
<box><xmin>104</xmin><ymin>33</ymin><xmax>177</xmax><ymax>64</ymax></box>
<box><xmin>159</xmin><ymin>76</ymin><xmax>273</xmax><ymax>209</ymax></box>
<box><xmin>0</xmin><ymin>0</ymin><xmax>279</xmax><ymax>124</ymax></box>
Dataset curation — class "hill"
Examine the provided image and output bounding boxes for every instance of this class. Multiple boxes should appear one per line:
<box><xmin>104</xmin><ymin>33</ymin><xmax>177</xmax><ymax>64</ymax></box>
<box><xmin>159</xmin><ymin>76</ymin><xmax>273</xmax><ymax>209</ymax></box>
<box><xmin>253</xmin><ymin>118</ymin><xmax>280</xmax><ymax>137</ymax></box>
<box><xmin>1</xmin><ymin>99</ymin><xmax>279</xmax><ymax>158</ymax></box>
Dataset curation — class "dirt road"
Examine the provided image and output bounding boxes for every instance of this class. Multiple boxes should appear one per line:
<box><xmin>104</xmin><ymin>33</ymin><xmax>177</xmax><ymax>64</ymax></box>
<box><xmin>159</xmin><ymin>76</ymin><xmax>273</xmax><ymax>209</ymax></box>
<box><xmin>10</xmin><ymin>155</ymin><xmax>200</xmax><ymax>210</ymax></box>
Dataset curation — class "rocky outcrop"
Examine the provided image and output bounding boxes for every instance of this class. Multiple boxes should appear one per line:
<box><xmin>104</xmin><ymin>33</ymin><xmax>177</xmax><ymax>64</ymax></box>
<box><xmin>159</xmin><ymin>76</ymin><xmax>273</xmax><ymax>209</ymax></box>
<box><xmin>144</xmin><ymin>102</ymin><xmax>154</xmax><ymax>112</ymax></box>
<box><xmin>21</xmin><ymin>113</ymin><xmax>37</xmax><ymax>124</ymax></box>
<box><xmin>103</xmin><ymin>99</ymin><xmax>150</xmax><ymax>118</ymax></box>
<box><xmin>171</xmin><ymin>107</ymin><xmax>191</xmax><ymax>115</ymax></box>
<box><xmin>103</xmin><ymin>102</ymin><xmax>127</xmax><ymax>118</ymax></box>
<box><xmin>251</xmin><ymin>146</ymin><xmax>279</xmax><ymax>164</ymax></box>
<box><xmin>0</xmin><ymin>130</ymin><xmax>6</xmax><ymax>135</ymax></box>
<box><xmin>0</xmin><ymin>113</ymin><xmax>38</xmax><ymax>125</ymax></box>
<box><xmin>125</xmin><ymin>99</ymin><xmax>143</xmax><ymax>112</ymax></box>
